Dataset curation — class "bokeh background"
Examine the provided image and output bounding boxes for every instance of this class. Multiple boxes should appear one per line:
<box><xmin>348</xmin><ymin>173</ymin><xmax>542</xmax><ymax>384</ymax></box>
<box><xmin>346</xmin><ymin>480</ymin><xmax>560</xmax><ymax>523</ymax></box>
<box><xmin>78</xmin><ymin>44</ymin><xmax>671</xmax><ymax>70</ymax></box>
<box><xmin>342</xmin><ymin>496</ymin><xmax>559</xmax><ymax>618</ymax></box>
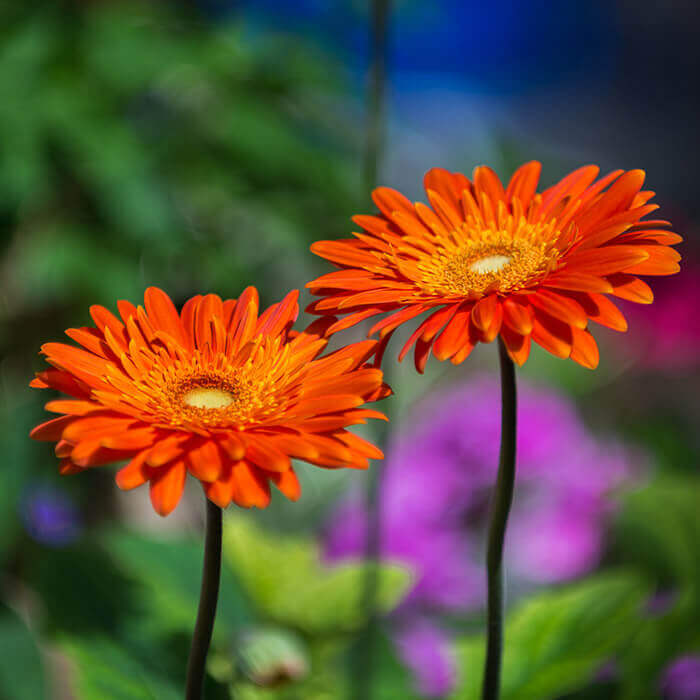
<box><xmin>1</xmin><ymin>1</ymin><xmax>698</xmax><ymax>698</ymax></box>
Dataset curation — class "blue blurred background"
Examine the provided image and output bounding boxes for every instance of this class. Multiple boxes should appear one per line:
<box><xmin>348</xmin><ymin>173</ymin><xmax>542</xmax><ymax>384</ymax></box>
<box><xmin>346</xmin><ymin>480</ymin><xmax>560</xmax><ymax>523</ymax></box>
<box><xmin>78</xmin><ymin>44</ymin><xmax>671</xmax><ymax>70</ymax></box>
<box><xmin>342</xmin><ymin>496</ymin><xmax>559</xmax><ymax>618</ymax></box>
<box><xmin>1</xmin><ymin>1</ymin><xmax>698</xmax><ymax>698</ymax></box>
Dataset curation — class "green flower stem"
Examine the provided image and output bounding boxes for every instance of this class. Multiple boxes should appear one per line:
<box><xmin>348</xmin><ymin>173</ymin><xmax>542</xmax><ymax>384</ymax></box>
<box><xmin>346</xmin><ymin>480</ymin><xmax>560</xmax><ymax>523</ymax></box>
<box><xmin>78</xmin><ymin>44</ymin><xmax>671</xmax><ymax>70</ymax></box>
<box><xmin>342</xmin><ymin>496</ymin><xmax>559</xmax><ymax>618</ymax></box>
<box><xmin>352</xmin><ymin>1</ymin><xmax>391</xmax><ymax>699</ymax></box>
<box><xmin>481</xmin><ymin>337</ymin><xmax>518</xmax><ymax>700</ymax></box>
<box><xmin>364</xmin><ymin>0</ymin><xmax>390</xmax><ymax>194</ymax></box>
<box><xmin>185</xmin><ymin>497</ymin><xmax>223</xmax><ymax>700</ymax></box>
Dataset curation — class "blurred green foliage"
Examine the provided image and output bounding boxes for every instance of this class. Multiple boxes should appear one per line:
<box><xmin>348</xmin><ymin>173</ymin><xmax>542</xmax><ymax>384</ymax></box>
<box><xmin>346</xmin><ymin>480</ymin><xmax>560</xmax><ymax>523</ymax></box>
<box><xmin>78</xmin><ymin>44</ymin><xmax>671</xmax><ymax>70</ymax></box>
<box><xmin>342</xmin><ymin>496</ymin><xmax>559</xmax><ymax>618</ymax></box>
<box><xmin>223</xmin><ymin>514</ymin><xmax>412</xmax><ymax>635</ymax></box>
<box><xmin>0</xmin><ymin>603</ymin><xmax>46</xmax><ymax>699</ymax></box>
<box><xmin>452</xmin><ymin>573</ymin><xmax>650</xmax><ymax>700</ymax></box>
<box><xmin>0</xmin><ymin>0</ymin><xmax>359</xmax><ymax>332</ymax></box>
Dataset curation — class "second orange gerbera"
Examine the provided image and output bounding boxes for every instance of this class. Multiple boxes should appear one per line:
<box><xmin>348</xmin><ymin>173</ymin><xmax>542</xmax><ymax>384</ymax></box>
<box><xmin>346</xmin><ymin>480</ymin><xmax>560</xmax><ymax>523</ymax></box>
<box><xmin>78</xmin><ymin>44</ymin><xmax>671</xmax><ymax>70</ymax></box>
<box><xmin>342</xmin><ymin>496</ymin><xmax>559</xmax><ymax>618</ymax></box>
<box><xmin>30</xmin><ymin>287</ymin><xmax>390</xmax><ymax>515</ymax></box>
<box><xmin>307</xmin><ymin>162</ymin><xmax>681</xmax><ymax>370</ymax></box>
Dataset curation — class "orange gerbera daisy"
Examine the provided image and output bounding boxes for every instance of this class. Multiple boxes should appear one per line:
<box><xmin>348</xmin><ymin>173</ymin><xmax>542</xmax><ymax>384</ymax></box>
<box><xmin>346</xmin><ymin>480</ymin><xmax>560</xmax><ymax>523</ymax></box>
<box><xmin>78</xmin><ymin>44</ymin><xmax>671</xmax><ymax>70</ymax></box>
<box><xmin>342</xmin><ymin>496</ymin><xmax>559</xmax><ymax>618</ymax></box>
<box><xmin>30</xmin><ymin>287</ymin><xmax>390</xmax><ymax>516</ymax></box>
<box><xmin>307</xmin><ymin>162</ymin><xmax>682</xmax><ymax>370</ymax></box>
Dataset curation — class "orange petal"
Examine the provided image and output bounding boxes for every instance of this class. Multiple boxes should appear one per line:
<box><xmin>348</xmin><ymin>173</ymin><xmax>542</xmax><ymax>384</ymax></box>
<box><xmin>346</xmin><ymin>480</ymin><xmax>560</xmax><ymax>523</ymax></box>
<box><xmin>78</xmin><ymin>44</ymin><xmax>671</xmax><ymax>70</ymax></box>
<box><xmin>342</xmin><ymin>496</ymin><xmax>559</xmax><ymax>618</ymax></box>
<box><xmin>149</xmin><ymin>461</ymin><xmax>187</xmax><ymax>516</ymax></box>
<box><xmin>449</xmin><ymin>339</ymin><xmax>476</xmax><ymax>366</ymax></box>
<box><xmin>146</xmin><ymin>435</ymin><xmax>189</xmax><ymax>468</ymax></box>
<box><xmin>369</xmin><ymin>304</ymin><xmax>431</xmax><ymax>339</ymax></box>
<box><xmin>576</xmin><ymin>170</ymin><xmax>645</xmax><ymax>234</ymax></box>
<box><xmin>529</xmin><ymin>290</ymin><xmax>588</xmax><ymax>330</ymax></box>
<box><xmin>256</xmin><ymin>290</ymin><xmax>300</xmax><ymax>338</ymax></box>
<box><xmin>188</xmin><ymin>441</ymin><xmax>225</xmax><ymax>482</ymax></box>
<box><xmin>44</xmin><ymin>399</ymin><xmax>100</xmax><ymax>416</ymax></box>
<box><xmin>564</xmin><ymin>246</ymin><xmax>649</xmax><ymax>275</ymax></box>
<box><xmin>423</xmin><ymin>168</ymin><xmax>472</xmax><ymax>213</ymax></box>
<box><xmin>500</xmin><ymin>326</ymin><xmax>531</xmax><ymax>366</ymax></box>
<box><xmin>59</xmin><ymin>459</ymin><xmax>84</xmax><ymax>475</ymax></box>
<box><xmin>62</xmin><ymin>415</ymin><xmax>137</xmax><ymax>442</ymax></box>
<box><xmin>570</xmin><ymin>328</ymin><xmax>600</xmax><ymax>369</ymax></box>
<box><xmin>246</xmin><ymin>438</ymin><xmax>291</xmax><ymax>473</ymax></box>
<box><xmin>270</xmin><ymin>434</ymin><xmax>319</xmax><ymax>461</ymax></box>
<box><xmin>179</xmin><ymin>295</ymin><xmax>202</xmax><ymax>350</ymax></box>
<box><xmin>398</xmin><ymin>305</ymin><xmax>454</xmax><ymax>362</ymax></box>
<box><xmin>473</xmin><ymin>165</ymin><xmax>506</xmax><ymax>205</ymax></box>
<box><xmin>227</xmin><ymin>286</ymin><xmax>260</xmax><ymax>351</ymax></box>
<box><xmin>30</xmin><ymin>415</ymin><xmax>74</xmax><ymax>441</ymax></box>
<box><xmin>41</xmin><ymin>343</ymin><xmax>111</xmax><ymax>387</ymax></box>
<box><xmin>607</xmin><ymin>274</ymin><xmax>653</xmax><ymax>304</ymax></box>
<box><xmin>89</xmin><ymin>305</ymin><xmax>128</xmax><ymax>351</ymax></box>
<box><xmin>117</xmin><ymin>299</ymin><xmax>137</xmax><ymax>325</ymax></box>
<box><xmin>426</xmin><ymin>188</ymin><xmax>464</xmax><ymax>230</ymax></box>
<box><xmin>479</xmin><ymin>301</ymin><xmax>503</xmax><ymax>343</ymax></box>
<box><xmin>116</xmin><ymin>451</ymin><xmax>151</xmax><ymax>490</ymax></box>
<box><xmin>505</xmin><ymin>161</ymin><xmax>541</xmax><ymax>208</ymax></box>
<box><xmin>502</xmin><ymin>298</ymin><xmax>533</xmax><ymax>335</ymax></box>
<box><xmin>335</xmin><ymin>432</ymin><xmax>384</xmax><ymax>460</ymax></box>
<box><xmin>531</xmin><ymin>311</ymin><xmax>573</xmax><ymax>359</ymax></box>
<box><xmin>372</xmin><ymin>186</ymin><xmax>415</xmax><ymax>220</ymax></box>
<box><xmin>219</xmin><ymin>434</ymin><xmax>246</xmax><ymax>462</ymax></box>
<box><xmin>622</xmin><ymin>245</ymin><xmax>681</xmax><ymax>276</ymax></box>
<box><xmin>567</xmin><ymin>292</ymin><xmax>628</xmax><ymax>332</ymax></box>
<box><xmin>65</xmin><ymin>327</ymin><xmax>111</xmax><ymax>358</ymax></box>
<box><xmin>204</xmin><ymin>463</ymin><xmax>236</xmax><ymax>508</ymax></box>
<box><xmin>433</xmin><ymin>303</ymin><xmax>476</xmax><ymax>361</ymax></box>
<box><xmin>232</xmin><ymin>462</ymin><xmax>271</xmax><ymax>508</ymax></box>
<box><xmin>269</xmin><ymin>468</ymin><xmax>301</xmax><ymax>501</ymax></box>
<box><xmin>540</xmin><ymin>165</ymin><xmax>600</xmax><ymax>215</ymax></box>
<box><xmin>471</xmin><ymin>295</ymin><xmax>498</xmax><ymax>333</ymax></box>
<box><xmin>101</xmin><ymin>428</ymin><xmax>157</xmax><ymax>451</ymax></box>
<box><xmin>327</xmin><ymin>308</ymin><xmax>384</xmax><ymax>335</ymax></box>
<box><xmin>30</xmin><ymin>369</ymin><xmax>92</xmax><ymax>399</ymax></box>
<box><xmin>541</xmin><ymin>272</ymin><xmax>613</xmax><ymax>294</ymax></box>
<box><xmin>195</xmin><ymin>294</ymin><xmax>224</xmax><ymax>349</ymax></box>
<box><xmin>144</xmin><ymin>287</ymin><xmax>187</xmax><ymax>348</ymax></box>
<box><xmin>412</xmin><ymin>337</ymin><xmax>431</xmax><ymax>374</ymax></box>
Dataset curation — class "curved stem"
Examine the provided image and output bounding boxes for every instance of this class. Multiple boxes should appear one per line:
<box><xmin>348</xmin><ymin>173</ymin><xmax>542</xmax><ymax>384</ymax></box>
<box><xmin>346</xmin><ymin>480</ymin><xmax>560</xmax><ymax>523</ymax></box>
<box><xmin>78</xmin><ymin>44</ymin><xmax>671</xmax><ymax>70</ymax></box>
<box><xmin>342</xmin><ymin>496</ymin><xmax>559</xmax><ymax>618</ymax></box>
<box><xmin>185</xmin><ymin>497</ymin><xmax>222</xmax><ymax>700</ymax></box>
<box><xmin>481</xmin><ymin>337</ymin><xmax>517</xmax><ymax>700</ymax></box>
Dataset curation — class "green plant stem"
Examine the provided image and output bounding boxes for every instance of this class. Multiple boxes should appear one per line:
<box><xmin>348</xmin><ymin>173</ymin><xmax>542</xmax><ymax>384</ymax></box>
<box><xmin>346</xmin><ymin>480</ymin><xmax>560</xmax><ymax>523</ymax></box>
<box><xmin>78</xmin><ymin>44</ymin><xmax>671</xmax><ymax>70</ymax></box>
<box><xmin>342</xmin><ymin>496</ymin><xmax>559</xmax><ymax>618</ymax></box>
<box><xmin>363</xmin><ymin>0</ymin><xmax>390</xmax><ymax>193</ymax></box>
<box><xmin>185</xmin><ymin>498</ymin><xmax>223</xmax><ymax>700</ymax></box>
<box><xmin>352</xmin><ymin>3</ymin><xmax>391</xmax><ymax>698</ymax></box>
<box><xmin>481</xmin><ymin>337</ymin><xmax>518</xmax><ymax>700</ymax></box>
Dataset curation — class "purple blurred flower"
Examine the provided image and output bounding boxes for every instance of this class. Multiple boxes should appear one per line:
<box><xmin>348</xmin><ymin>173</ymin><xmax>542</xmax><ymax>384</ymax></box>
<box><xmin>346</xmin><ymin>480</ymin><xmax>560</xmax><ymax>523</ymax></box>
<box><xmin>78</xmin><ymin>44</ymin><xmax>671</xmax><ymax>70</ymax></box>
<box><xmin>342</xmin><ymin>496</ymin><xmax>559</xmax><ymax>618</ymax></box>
<box><xmin>325</xmin><ymin>375</ymin><xmax>640</xmax><ymax>696</ymax></box>
<box><xmin>22</xmin><ymin>487</ymin><xmax>81</xmax><ymax>546</ymax></box>
<box><xmin>394</xmin><ymin>619</ymin><xmax>457</xmax><ymax>698</ymax></box>
<box><xmin>660</xmin><ymin>655</ymin><xmax>700</xmax><ymax>699</ymax></box>
<box><xmin>646</xmin><ymin>589</ymin><xmax>678</xmax><ymax>617</ymax></box>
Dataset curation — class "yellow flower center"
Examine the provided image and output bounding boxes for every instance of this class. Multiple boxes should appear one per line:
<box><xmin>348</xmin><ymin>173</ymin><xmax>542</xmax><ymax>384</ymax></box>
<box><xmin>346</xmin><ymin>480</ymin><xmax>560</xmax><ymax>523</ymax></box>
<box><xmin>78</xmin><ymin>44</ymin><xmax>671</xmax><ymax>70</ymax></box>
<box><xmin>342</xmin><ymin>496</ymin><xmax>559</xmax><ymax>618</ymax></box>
<box><xmin>468</xmin><ymin>254</ymin><xmax>512</xmax><ymax>275</ymax></box>
<box><xmin>103</xmin><ymin>337</ymin><xmax>300</xmax><ymax>431</ymax></box>
<box><xmin>183</xmin><ymin>387</ymin><xmax>236</xmax><ymax>410</ymax></box>
<box><xmin>172</xmin><ymin>373</ymin><xmax>271</xmax><ymax>427</ymax></box>
<box><xmin>415</xmin><ymin>221</ymin><xmax>563</xmax><ymax>297</ymax></box>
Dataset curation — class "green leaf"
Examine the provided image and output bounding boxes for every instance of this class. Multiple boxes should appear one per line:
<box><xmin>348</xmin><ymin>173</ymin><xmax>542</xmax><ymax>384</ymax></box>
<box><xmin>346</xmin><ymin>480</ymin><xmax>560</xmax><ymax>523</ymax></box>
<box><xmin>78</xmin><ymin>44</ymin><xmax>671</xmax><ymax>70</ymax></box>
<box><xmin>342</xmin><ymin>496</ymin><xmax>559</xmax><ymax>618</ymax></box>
<box><xmin>614</xmin><ymin>479</ymin><xmax>700</xmax><ymax>699</ymax></box>
<box><xmin>103</xmin><ymin>529</ymin><xmax>251</xmax><ymax>638</ymax></box>
<box><xmin>615</xmin><ymin>478</ymin><xmax>700</xmax><ymax>589</ymax></box>
<box><xmin>222</xmin><ymin>514</ymin><xmax>412</xmax><ymax>635</ymax></box>
<box><xmin>26</xmin><ymin>541</ymin><xmax>139</xmax><ymax>638</ymax></box>
<box><xmin>451</xmin><ymin>573</ymin><xmax>650</xmax><ymax>700</ymax></box>
<box><xmin>61</xmin><ymin>637</ymin><xmax>180</xmax><ymax>700</ymax></box>
<box><xmin>0</xmin><ymin>603</ymin><xmax>46</xmax><ymax>700</ymax></box>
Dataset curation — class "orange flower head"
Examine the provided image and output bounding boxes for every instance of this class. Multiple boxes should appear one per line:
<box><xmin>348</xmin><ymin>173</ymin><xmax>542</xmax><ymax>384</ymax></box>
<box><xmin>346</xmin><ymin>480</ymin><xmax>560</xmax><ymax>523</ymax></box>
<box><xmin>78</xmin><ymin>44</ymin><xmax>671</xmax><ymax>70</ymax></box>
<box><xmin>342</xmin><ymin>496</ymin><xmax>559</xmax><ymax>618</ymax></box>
<box><xmin>307</xmin><ymin>162</ymin><xmax>682</xmax><ymax>371</ymax></box>
<box><xmin>30</xmin><ymin>288</ymin><xmax>390</xmax><ymax>516</ymax></box>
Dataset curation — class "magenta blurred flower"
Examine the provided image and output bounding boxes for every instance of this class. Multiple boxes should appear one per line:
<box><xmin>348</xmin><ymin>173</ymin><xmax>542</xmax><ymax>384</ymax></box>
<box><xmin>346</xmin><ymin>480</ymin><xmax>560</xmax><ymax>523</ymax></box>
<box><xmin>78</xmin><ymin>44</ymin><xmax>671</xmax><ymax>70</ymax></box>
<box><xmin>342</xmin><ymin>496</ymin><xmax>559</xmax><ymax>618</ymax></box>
<box><xmin>325</xmin><ymin>375</ymin><xmax>640</xmax><ymax>696</ymax></box>
<box><xmin>621</xmin><ymin>262</ymin><xmax>700</xmax><ymax>370</ymax></box>
<box><xmin>660</xmin><ymin>655</ymin><xmax>700</xmax><ymax>699</ymax></box>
